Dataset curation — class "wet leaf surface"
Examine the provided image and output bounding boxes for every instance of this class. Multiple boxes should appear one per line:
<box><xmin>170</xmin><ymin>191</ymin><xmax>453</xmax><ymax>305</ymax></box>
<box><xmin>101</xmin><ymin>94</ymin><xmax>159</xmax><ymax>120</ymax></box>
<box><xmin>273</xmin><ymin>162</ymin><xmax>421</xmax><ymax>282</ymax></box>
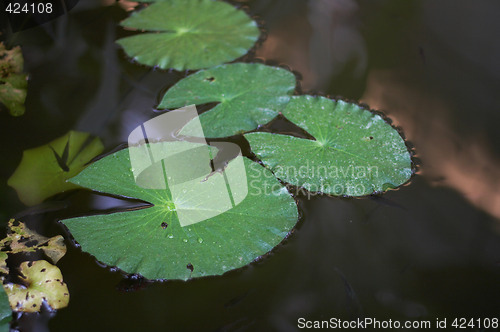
<box><xmin>117</xmin><ymin>0</ymin><xmax>260</xmax><ymax>70</ymax></box>
<box><xmin>245</xmin><ymin>96</ymin><xmax>413</xmax><ymax>196</ymax></box>
<box><xmin>0</xmin><ymin>43</ymin><xmax>27</xmax><ymax>117</ymax></box>
<box><xmin>4</xmin><ymin>261</ymin><xmax>69</xmax><ymax>312</ymax></box>
<box><xmin>159</xmin><ymin>63</ymin><xmax>296</xmax><ymax>137</ymax></box>
<box><xmin>60</xmin><ymin>142</ymin><xmax>298</xmax><ymax>280</ymax></box>
<box><xmin>7</xmin><ymin>131</ymin><xmax>104</xmax><ymax>206</ymax></box>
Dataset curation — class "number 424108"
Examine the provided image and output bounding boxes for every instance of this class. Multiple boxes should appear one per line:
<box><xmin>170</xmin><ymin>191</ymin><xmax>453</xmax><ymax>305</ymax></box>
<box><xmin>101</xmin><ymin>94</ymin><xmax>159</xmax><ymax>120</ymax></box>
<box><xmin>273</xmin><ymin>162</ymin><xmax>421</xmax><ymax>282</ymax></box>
<box><xmin>5</xmin><ymin>2</ymin><xmax>53</xmax><ymax>14</ymax></box>
<box><xmin>452</xmin><ymin>317</ymin><xmax>498</xmax><ymax>329</ymax></box>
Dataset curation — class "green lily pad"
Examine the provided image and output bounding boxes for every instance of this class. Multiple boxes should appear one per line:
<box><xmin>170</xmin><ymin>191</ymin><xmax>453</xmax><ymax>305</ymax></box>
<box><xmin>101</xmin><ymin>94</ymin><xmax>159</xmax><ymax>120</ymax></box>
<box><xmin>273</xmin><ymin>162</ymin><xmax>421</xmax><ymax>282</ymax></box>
<box><xmin>0</xmin><ymin>219</ymin><xmax>66</xmax><ymax>265</ymax></box>
<box><xmin>4</xmin><ymin>260</ymin><xmax>69</xmax><ymax>312</ymax></box>
<box><xmin>60</xmin><ymin>142</ymin><xmax>298</xmax><ymax>280</ymax></box>
<box><xmin>0</xmin><ymin>43</ymin><xmax>28</xmax><ymax>117</ymax></box>
<box><xmin>245</xmin><ymin>96</ymin><xmax>413</xmax><ymax>196</ymax></box>
<box><xmin>159</xmin><ymin>63</ymin><xmax>296</xmax><ymax>138</ymax></box>
<box><xmin>7</xmin><ymin>131</ymin><xmax>104</xmax><ymax>206</ymax></box>
<box><xmin>0</xmin><ymin>286</ymin><xmax>11</xmax><ymax>331</ymax></box>
<box><xmin>117</xmin><ymin>0</ymin><xmax>260</xmax><ymax>70</ymax></box>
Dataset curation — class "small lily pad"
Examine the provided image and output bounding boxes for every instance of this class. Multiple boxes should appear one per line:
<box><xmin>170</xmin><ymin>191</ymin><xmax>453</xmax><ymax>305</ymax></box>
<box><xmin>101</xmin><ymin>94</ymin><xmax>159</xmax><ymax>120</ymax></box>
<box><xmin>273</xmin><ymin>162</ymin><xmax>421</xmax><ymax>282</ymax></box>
<box><xmin>245</xmin><ymin>96</ymin><xmax>413</xmax><ymax>196</ymax></box>
<box><xmin>159</xmin><ymin>63</ymin><xmax>296</xmax><ymax>137</ymax></box>
<box><xmin>7</xmin><ymin>131</ymin><xmax>104</xmax><ymax>206</ymax></box>
<box><xmin>117</xmin><ymin>0</ymin><xmax>260</xmax><ymax>70</ymax></box>
<box><xmin>0</xmin><ymin>43</ymin><xmax>27</xmax><ymax>116</ymax></box>
<box><xmin>60</xmin><ymin>142</ymin><xmax>298</xmax><ymax>280</ymax></box>
<box><xmin>4</xmin><ymin>260</ymin><xmax>69</xmax><ymax>312</ymax></box>
<box><xmin>0</xmin><ymin>219</ymin><xmax>66</xmax><ymax>264</ymax></box>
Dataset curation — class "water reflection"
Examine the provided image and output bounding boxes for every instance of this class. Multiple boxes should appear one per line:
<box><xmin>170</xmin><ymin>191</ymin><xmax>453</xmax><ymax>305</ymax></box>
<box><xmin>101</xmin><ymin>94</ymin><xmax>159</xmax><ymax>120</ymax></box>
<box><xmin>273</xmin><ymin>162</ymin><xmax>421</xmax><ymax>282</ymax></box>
<box><xmin>308</xmin><ymin>0</ymin><xmax>367</xmax><ymax>89</ymax></box>
<box><xmin>256</xmin><ymin>0</ymin><xmax>500</xmax><ymax>224</ymax></box>
<box><xmin>362</xmin><ymin>70</ymin><xmax>500</xmax><ymax>221</ymax></box>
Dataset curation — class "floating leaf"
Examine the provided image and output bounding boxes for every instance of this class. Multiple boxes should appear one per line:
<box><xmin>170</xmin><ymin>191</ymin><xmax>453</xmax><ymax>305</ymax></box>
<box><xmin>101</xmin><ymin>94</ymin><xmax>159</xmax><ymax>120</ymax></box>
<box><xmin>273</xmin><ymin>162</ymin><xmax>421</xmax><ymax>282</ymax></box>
<box><xmin>4</xmin><ymin>260</ymin><xmax>69</xmax><ymax>312</ymax></box>
<box><xmin>7</xmin><ymin>131</ymin><xmax>104</xmax><ymax>206</ymax></box>
<box><xmin>0</xmin><ymin>220</ymin><xmax>68</xmax><ymax>314</ymax></box>
<box><xmin>0</xmin><ymin>219</ymin><xmax>66</xmax><ymax>264</ymax></box>
<box><xmin>0</xmin><ymin>286</ymin><xmax>11</xmax><ymax>331</ymax></box>
<box><xmin>159</xmin><ymin>63</ymin><xmax>296</xmax><ymax>137</ymax></box>
<box><xmin>60</xmin><ymin>142</ymin><xmax>298</xmax><ymax>280</ymax></box>
<box><xmin>0</xmin><ymin>43</ymin><xmax>28</xmax><ymax>116</ymax></box>
<box><xmin>245</xmin><ymin>96</ymin><xmax>413</xmax><ymax>196</ymax></box>
<box><xmin>117</xmin><ymin>0</ymin><xmax>260</xmax><ymax>70</ymax></box>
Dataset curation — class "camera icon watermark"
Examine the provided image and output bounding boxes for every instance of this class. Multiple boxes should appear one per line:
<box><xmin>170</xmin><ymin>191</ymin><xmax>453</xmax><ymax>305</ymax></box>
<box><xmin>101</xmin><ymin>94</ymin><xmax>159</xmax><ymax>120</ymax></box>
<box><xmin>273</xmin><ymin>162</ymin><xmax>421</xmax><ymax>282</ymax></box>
<box><xmin>127</xmin><ymin>105</ymin><xmax>248</xmax><ymax>227</ymax></box>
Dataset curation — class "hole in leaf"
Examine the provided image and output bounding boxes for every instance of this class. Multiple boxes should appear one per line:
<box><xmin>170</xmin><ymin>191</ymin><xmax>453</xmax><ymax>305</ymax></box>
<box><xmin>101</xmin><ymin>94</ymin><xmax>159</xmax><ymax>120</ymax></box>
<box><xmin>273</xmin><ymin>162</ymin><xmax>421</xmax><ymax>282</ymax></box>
<box><xmin>25</xmin><ymin>240</ymin><xmax>37</xmax><ymax>248</ymax></box>
<box><xmin>186</xmin><ymin>263</ymin><xmax>194</xmax><ymax>272</ymax></box>
<box><xmin>161</xmin><ymin>222</ymin><xmax>168</xmax><ymax>229</ymax></box>
<box><xmin>205</xmin><ymin>77</ymin><xmax>215</xmax><ymax>82</ymax></box>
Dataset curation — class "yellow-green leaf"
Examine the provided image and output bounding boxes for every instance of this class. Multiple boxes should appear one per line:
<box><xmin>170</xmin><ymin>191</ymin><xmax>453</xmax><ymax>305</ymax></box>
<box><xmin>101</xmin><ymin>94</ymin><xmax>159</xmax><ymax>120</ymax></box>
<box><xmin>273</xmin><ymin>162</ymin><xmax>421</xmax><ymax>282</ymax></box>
<box><xmin>0</xmin><ymin>219</ymin><xmax>66</xmax><ymax>264</ymax></box>
<box><xmin>7</xmin><ymin>131</ymin><xmax>104</xmax><ymax>206</ymax></box>
<box><xmin>3</xmin><ymin>260</ymin><xmax>69</xmax><ymax>312</ymax></box>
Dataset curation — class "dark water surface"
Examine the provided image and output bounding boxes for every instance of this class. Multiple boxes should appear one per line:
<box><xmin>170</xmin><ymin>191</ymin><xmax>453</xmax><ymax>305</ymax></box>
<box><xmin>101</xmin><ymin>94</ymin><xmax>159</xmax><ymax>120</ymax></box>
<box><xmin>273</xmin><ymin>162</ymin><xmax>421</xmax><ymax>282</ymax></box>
<box><xmin>1</xmin><ymin>0</ymin><xmax>499</xmax><ymax>331</ymax></box>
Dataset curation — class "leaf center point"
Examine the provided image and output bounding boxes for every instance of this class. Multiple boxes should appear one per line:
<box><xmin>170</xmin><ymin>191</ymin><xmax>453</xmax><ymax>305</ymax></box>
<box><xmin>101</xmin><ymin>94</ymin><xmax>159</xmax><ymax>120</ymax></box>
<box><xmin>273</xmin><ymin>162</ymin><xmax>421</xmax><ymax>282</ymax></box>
<box><xmin>163</xmin><ymin>202</ymin><xmax>176</xmax><ymax>213</ymax></box>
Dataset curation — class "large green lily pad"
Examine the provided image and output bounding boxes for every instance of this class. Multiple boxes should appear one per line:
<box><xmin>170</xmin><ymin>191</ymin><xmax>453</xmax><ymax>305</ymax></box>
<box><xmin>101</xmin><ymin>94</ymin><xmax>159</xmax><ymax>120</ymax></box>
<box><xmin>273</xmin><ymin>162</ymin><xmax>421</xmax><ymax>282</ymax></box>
<box><xmin>7</xmin><ymin>131</ymin><xmax>104</xmax><ymax>206</ymax></box>
<box><xmin>159</xmin><ymin>63</ymin><xmax>296</xmax><ymax>137</ymax></box>
<box><xmin>60</xmin><ymin>142</ymin><xmax>298</xmax><ymax>280</ymax></box>
<box><xmin>0</xmin><ymin>43</ymin><xmax>27</xmax><ymax>116</ymax></box>
<box><xmin>4</xmin><ymin>260</ymin><xmax>69</xmax><ymax>312</ymax></box>
<box><xmin>245</xmin><ymin>96</ymin><xmax>413</xmax><ymax>196</ymax></box>
<box><xmin>117</xmin><ymin>0</ymin><xmax>260</xmax><ymax>70</ymax></box>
